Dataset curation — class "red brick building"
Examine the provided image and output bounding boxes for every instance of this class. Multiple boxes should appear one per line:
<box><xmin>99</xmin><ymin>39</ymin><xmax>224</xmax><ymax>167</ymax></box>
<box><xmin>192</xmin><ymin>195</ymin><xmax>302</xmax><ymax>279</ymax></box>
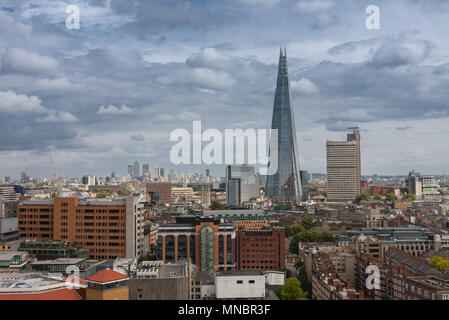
<box><xmin>235</xmin><ymin>227</ymin><xmax>285</xmax><ymax>271</ymax></box>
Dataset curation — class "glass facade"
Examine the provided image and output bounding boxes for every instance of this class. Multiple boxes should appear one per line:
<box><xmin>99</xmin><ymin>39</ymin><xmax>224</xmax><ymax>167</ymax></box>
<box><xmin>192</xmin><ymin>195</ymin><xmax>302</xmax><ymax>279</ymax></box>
<box><xmin>190</xmin><ymin>235</ymin><xmax>196</xmax><ymax>264</ymax></box>
<box><xmin>226</xmin><ymin>234</ymin><xmax>232</xmax><ymax>265</ymax></box>
<box><xmin>165</xmin><ymin>235</ymin><xmax>174</xmax><ymax>262</ymax></box>
<box><xmin>266</xmin><ymin>48</ymin><xmax>304</xmax><ymax>204</ymax></box>
<box><xmin>178</xmin><ymin>235</ymin><xmax>187</xmax><ymax>260</ymax></box>
<box><xmin>157</xmin><ymin>236</ymin><xmax>163</xmax><ymax>260</ymax></box>
<box><xmin>200</xmin><ymin>226</ymin><xmax>214</xmax><ymax>273</ymax></box>
<box><xmin>219</xmin><ymin>235</ymin><xmax>224</xmax><ymax>264</ymax></box>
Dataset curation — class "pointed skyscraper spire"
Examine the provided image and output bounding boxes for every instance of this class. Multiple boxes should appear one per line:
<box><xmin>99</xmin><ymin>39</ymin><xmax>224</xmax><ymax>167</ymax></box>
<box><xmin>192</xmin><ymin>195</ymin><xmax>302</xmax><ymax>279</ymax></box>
<box><xmin>266</xmin><ymin>49</ymin><xmax>304</xmax><ymax>205</ymax></box>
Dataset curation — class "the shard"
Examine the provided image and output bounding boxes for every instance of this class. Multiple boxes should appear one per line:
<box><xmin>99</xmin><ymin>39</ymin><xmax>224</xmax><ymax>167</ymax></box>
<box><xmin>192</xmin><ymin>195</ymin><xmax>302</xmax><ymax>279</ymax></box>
<box><xmin>266</xmin><ymin>48</ymin><xmax>304</xmax><ymax>205</ymax></box>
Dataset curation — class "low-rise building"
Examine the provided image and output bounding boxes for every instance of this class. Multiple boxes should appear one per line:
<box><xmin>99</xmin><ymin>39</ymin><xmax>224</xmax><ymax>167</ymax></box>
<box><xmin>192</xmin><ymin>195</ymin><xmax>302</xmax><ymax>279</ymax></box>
<box><xmin>215</xmin><ymin>270</ymin><xmax>266</xmax><ymax>300</ymax></box>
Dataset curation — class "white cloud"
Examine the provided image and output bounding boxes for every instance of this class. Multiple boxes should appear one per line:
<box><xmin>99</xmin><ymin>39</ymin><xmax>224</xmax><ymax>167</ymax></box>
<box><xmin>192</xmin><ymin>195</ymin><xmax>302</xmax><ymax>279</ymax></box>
<box><xmin>155</xmin><ymin>111</ymin><xmax>201</xmax><ymax>122</ymax></box>
<box><xmin>36</xmin><ymin>110</ymin><xmax>79</xmax><ymax>123</ymax></box>
<box><xmin>295</xmin><ymin>0</ymin><xmax>334</xmax><ymax>13</ymax></box>
<box><xmin>290</xmin><ymin>78</ymin><xmax>320</xmax><ymax>94</ymax></box>
<box><xmin>189</xmin><ymin>68</ymin><xmax>236</xmax><ymax>90</ymax></box>
<box><xmin>235</xmin><ymin>0</ymin><xmax>280</xmax><ymax>6</ymax></box>
<box><xmin>1</xmin><ymin>48</ymin><xmax>59</xmax><ymax>73</ymax></box>
<box><xmin>97</xmin><ymin>104</ymin><xmax>134</xmax><ymax>115</ymax></box>
<box><xmin>0</xmin><ymin>90</ymin><xmax>47</xmax><ymax>113</ymax></box>
<box><xmin>35</xmin><ymin>77</ymin><xmax>82</xmax><ymax>91</ymax></box>
<box><xmin>187</xmin><ymin>48</ymin><xmax>232</xmax><ymax>70</ymax></box>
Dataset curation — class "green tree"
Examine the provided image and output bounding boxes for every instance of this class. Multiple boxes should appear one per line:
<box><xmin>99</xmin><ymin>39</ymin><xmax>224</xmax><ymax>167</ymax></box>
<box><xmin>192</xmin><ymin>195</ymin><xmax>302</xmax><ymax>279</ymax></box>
<box><xmin>301</xmin><ymin>216</ymin><xmax>314</xmax><ymax>230</ymax></box>
<box><xmin>430</xmin><ymin>256</ymin><xmax>449</xmax><ymax>272</ymax></box>
<box><xmin>280</xmin><ymin>268</ymin><xmax>292</xmax><ymax>279</ymax></box>
<box><xmin>117</xmin><ymin>189</ymin><xmax>131</xmax><ymax>196</ymax></box>
<box><xmin>385</xmin><ymin>193</ymin><xmax>398</xmax><ymax>202</ymax></box>
<box><xmin>289</xmin><ymin>231</ymin><xmax>334</xmax><ymax>254</ymax></box>
<box><xmin>275</xmin><ymin>278</ymin><xmax>308</xmax><ymax>300</ymax></box>
<box><xmin>209</xmin><ymin>200</ymin><xmax>225</xmax><ymax>210</ymax></box>
<box><xmin>97</xmin><ymin>190</ymin><xmax>112</xmax><ymax>198</ymax></box>
<box><xmin>402</xmin><ymin>193</ymin><xmax>416</xmax><ymax>201</ymax></box>
<box><xmin>187</xmin><ymin>207</ymin><xmax>194</xmax><ymax>214</ymax></box>
<box><xmin>373</xmin><ymin>194</ymin><xmax>382</xmax><ymax>201</ymax></box>
<box><xmin>297</xmin><ymin>265</ymin><xmax>312</xmax><ymax>299</ymax></box>
<box><xmin>354</xmin><ymin>193</ymin><xmax>370</xmax><ymax>204</ymax></box>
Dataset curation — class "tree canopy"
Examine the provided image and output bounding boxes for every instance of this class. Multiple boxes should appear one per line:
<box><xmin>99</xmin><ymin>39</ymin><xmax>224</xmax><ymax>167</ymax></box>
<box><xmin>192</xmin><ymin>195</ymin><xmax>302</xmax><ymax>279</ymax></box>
<box><xmin>209</xmin><ymin>200</ymin><xmax>226</xmax><ymax>210</ymax></box>
<box><xmin>385</xmin><ymin>193</ymin><xmax>398</xmax><ymax>202</ymax></box>
<box><xmin>402</xmin><ymin>193</ymin><xmax>416</xmax><ymax>201</ymax></box>
<box><xmin>275</xmin><ymin>278</ymin><xmax>308</xmax><ymax>300</ymax></box>
<box><xmin>301</xmin><ymin>216</ymin><xmax>314</xmax><ymax>230</ymax></box>
<box><xmin>354</xmin><ymin>193</ymin><xmax>370</xmax><ymax>204</ymax></box>
<box><xmin>430</xmin><ymin>256</ymin><xmax>449</xmax><ymax>272</ymax></box>
<box><xmin>289</xmin><ymin>231</ymin><xmax>334</xmax><ymax>254</ymax></box>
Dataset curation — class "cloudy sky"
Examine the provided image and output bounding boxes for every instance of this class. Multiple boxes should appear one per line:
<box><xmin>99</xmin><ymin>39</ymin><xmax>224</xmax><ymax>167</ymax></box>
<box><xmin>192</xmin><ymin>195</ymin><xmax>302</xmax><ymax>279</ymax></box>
<box><xmin>1</xmin><ymin>0</ymin><xmax>449</xmax><ymax>179</ymax></box>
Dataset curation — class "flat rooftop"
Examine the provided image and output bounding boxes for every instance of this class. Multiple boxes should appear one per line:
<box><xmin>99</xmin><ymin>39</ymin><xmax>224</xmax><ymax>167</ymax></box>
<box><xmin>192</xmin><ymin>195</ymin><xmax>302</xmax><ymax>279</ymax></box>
<box><xmin>215</xmin><ymin>270</ymin><xmax>264</xmax><ymax>277</ymax></box>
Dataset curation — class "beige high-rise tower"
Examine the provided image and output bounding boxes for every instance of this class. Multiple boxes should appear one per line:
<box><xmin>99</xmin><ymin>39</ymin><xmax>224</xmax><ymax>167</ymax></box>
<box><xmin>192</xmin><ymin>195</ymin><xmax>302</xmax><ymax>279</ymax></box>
<box><xmin>326</xmin><ymin>128</ymin><xmax>361</xmax><ymax>202</ymax></box>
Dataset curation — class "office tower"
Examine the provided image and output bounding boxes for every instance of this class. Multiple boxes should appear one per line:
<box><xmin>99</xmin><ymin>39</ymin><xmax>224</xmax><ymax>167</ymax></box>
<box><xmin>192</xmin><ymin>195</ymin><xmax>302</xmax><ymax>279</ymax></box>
<box><xmin>142</xmin><ymin>164</ymin><xmax>150</xmax><ymax>175</ymax></box>
<box><xmin>206</xmin><ymin>169</ymin><xmax>210</xmax><ymax>177</ymax></box>
<box><xmin>326</xmin><ymin>128</ymin><xmax>361</xmax><ymax>202</ymax></box>
<box><xmin>133</xmin><ymin>160</ymin><xmax>140</xmax><ymax>178</ymax></box>
<box><xmin>266</xmin><ymin>48</ymin><xmax>304</xmax><ymax>205</ymax></box>
<box><xmin>153</xmin><ymin>168</ymin><xmax>160</xmax><ymax>180</ymax></box>
<box><xmin>4</xmin><ymin>177</ymin><xmax>10</xmax><ymax>184</ymax></box>
<box><xmin>111</xmin><ymin>171</ymin><xmax>116</xmax><ymax>179</ymax></box>
<box><xmin>300</xmin><ymin>170</ymin><xmax>309</xmax><ymax>201</ymax></box>
<box><xmin>347</xmin><ymin>127</ymin><xmax>361</xmax><ymax>194</ymax></box>
<box><xmin>127</xmin><ymin>164</ymin><xmax>133</xmax><ymax>176</ymax></box>
<box><xmin>82</xmin><ymin>175</ymin><xmax>96</xmax><ymax>186</ymax></box>
<box><xmin>406</xmin><ymin>170</ymin><xmax>423</xmax><ymax>198</ymax></box>
<box><xmin>18</xmin><ymin>196</ymin><xmax>146</xmax><ymax>259</ymax></box>
<box><xmin>157</xmin><ymin>216</ymin><xmax>236</xmax><ymax>273</ymax></box>
<box><xmin>159</xmin><ymin>168</ymin><xmax>165</xmax><ymax>178</ymax></box>
<box><xmin>226</xmin><ymin>165</ymin><xmax>259</xmax><ymax>207</ymax></box>
<box><xmin>168</xmin><ymin>169</ymin><xmax>176</xmax><ymax>182</ymax></box>
<box><xmin>20</xmin><ymin>172</ymin><xmax>30</xmax><ymax>184</ymax></box>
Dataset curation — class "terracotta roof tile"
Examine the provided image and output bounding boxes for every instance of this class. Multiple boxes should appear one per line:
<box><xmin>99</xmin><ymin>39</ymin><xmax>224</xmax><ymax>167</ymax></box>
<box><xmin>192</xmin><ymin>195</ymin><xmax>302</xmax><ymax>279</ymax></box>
<box><xmin>86</xmin><ymin>269</ymin><xmax>128</xmax><ymax>283</ymax></box>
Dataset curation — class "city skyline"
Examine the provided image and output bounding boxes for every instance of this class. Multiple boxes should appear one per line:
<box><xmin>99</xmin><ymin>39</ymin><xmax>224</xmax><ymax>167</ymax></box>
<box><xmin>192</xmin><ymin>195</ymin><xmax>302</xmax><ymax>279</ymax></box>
<box><xmin>1</xmin><ymin>1</ymin><xmax>449</xmax><ymax>178</ymax></box>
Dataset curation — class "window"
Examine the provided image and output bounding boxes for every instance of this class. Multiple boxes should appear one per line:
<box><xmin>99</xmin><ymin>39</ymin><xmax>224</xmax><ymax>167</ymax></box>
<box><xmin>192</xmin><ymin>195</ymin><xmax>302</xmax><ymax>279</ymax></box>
<box><xmin>249</xmin><ymin>280</ymin><xmax>255</xmax><ymax>284</ymax></box>
<box><xmin>237</xmin><ymin>280</ymin><xmax>243</xmax><ymax>284</ymax></box>
<box><xmin>442</xmin><ymin>294</ymin><xmax>449</xmax><ymax>300</ymax></box>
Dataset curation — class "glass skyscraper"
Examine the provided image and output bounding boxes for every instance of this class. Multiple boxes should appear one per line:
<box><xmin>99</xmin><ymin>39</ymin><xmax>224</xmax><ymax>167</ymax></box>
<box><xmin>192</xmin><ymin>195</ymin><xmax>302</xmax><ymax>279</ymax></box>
<box><xmin>266</xmin><ymin>48</ymin><xmax>304</xmax><ymax>204</ymax></box>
